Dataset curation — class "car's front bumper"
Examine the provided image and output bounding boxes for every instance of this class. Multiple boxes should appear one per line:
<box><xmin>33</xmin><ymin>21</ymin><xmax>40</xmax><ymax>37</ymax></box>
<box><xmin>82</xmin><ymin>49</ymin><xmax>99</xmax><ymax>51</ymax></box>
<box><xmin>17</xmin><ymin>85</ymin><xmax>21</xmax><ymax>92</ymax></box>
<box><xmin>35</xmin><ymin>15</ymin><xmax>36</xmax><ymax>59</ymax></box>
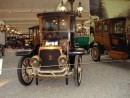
<box><xmin>27</xmin><ymin>66</ymin><xmax>73</xmax><ymax>78</ymax></box>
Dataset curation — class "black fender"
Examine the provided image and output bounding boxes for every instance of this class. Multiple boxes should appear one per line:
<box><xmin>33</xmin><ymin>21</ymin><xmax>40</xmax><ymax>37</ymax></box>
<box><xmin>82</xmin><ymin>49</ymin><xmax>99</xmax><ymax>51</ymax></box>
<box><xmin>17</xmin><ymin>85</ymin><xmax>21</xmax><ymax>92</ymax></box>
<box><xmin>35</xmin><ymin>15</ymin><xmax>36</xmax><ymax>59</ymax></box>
<box><xmin>15</xmin><ymin>49</ymin><xmax>34</xmax><ymax>56</ymax></box>
<box><xmin>69</xmin><ymin>47</ymin><xmax>84</xmax><ymax>70</ymax></box>
<box><xmin>90</xmin><ymin>41</ymin><xmax>105</xmax><ymax>55</ymax></box>
<box><xmin>89</xmin><ymin>40</ymin><xmax>103</xmax><ymax>50</ymax></box>
<box><xmin>16</xmin><ymin>43</ymin><xmax>40</xmax><ymax>56</ymax></box>
<box><xmin>89</xmin><ymin>40</ymin><xmax>99</xmax><ymax>48</ymax></box>
<box><xmin>69</xmin><ymin>47</ymin><xmax>85</xmax><ymax>56</ymax></box>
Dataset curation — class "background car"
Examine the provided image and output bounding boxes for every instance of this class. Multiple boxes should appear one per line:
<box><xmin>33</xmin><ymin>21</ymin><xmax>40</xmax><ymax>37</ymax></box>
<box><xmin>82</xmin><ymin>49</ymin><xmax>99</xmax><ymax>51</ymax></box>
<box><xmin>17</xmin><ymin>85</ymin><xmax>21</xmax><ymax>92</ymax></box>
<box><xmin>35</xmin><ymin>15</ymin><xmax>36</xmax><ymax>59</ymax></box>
<box><xmin>5</xmin><ymin>39</ymin><xmax>23</xmax><ymax>49</ymax></box>
<box><xmin>90</xmin><ymin>17</ymin><xmax>130</xmax><ymax>61</ymax></box>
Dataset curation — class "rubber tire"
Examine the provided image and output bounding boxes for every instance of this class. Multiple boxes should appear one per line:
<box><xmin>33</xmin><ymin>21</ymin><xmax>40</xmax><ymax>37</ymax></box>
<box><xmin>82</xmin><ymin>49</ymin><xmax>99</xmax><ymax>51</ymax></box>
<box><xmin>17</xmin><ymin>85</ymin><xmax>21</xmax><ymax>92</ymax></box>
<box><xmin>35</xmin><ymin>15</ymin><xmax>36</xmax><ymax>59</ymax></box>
<box><xmin>91</xmin><ymin>45</ymin><xmax>101</xmax><ymax>62</ymax></box>
<box><xmin>11</xmin><ymin>45</ymin><xmax>16</xmax><ymax>49</ymax></box>
<box><xmin>74</xmin><ymin>55</ymin><xmax>82</xmax><ymax>86</ymax></box>
<box><xmin>17</xmin><ymin>56</ymin><xmax>33</xmax><ymax>86</ymax></box>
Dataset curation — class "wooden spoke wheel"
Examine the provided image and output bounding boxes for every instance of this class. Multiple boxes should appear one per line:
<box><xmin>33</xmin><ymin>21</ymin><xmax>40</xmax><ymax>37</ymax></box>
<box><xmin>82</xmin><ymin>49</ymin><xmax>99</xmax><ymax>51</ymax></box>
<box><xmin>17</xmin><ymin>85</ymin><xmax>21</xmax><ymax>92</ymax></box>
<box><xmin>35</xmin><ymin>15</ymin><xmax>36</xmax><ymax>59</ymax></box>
<box><xmin>91</xmin><ymin>45</ymin><xmax>100</xmax><ymax>62</ymax></box>
<box><xmin>74</xmin><ymin>55</ymin><xmax>82</xmax><ymax>86</ymax></box>
<box><xmin>17</xmin><ymin>56</ymin><xmax>33</xmax><ymax>86</ymax></box>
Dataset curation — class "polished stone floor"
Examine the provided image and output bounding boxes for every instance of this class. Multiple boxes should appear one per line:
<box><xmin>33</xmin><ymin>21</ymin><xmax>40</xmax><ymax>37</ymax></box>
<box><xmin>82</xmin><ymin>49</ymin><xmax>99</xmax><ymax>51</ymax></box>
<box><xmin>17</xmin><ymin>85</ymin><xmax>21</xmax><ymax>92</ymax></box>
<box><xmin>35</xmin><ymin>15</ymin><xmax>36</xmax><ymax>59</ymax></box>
<box><xmin>0</xmin><ymin>49</ymin><xmax>130</xmax><ymax>98</ymax></box>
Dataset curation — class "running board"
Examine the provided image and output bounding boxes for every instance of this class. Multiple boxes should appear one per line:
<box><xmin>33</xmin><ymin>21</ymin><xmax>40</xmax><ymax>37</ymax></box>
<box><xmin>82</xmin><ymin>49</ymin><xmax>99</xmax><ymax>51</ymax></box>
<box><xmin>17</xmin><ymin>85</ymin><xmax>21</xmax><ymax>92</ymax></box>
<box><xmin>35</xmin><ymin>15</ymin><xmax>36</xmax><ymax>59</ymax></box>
<box><xmin>109</xmin><ymin>51</ymin><xmax>128</xmax><ymax>60</ymax></box>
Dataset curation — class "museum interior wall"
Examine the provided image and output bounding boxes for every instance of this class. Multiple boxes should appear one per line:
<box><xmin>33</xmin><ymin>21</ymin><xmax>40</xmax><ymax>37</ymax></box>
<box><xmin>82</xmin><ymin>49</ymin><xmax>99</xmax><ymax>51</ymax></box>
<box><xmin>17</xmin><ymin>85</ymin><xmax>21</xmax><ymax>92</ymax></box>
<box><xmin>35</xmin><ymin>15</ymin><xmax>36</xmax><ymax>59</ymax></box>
<box><xmin>90</xmin><ymin>0</ymin><xmax>130</xmax><ymax>19</ymax></box>
<box><xmin>104</xmin><ymin>0</ymin><xmax>130</xmax><ymax>18</ymax></box>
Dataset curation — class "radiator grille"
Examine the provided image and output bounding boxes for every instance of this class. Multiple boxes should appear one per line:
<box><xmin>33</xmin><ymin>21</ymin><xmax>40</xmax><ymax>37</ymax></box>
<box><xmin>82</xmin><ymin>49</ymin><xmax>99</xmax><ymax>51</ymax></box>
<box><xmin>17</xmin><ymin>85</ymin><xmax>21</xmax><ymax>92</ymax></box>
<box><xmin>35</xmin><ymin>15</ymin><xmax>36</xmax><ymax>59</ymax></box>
<box><xmin>39</xmin><ymin>49</ymin><xmax>61</xmax><ymax>69</ymax></box>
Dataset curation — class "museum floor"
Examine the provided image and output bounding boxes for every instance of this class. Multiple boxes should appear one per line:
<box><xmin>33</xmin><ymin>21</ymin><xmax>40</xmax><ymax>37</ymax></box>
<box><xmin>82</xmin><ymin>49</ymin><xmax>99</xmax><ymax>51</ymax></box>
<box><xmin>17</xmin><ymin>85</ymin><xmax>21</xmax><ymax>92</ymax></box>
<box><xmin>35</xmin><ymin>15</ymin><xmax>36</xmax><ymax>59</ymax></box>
<box><xmin>0</xmin><ymin>49</ymin><xmax>130</xmax><ymax>98</ymax></box>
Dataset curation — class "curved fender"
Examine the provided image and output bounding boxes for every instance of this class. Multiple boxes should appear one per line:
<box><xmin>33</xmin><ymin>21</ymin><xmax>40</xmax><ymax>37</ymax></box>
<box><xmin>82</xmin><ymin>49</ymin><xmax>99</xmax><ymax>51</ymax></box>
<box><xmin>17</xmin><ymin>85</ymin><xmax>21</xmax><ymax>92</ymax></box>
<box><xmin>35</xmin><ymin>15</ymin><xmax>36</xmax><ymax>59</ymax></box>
<box><xmin>69</xmin><ymin>48</ymin><xmax>85</xmax><ymax>56</ymax></box>
<box><xmin>15</xmin><ymin>49</ymin><xmax>33</xmax><ymax>56</ymax></box>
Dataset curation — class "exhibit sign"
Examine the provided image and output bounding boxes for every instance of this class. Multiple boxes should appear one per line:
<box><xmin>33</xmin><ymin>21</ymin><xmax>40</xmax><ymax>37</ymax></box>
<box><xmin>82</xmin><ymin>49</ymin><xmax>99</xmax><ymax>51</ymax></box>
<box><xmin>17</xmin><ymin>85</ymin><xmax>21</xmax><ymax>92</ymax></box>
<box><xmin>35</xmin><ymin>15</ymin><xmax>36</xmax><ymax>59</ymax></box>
<box><xmin>0</xmin><ymin>32</ymin><xmax>5</xmax><ymax>45</ymax></box>
<box><xmin>0</xmin><ymin>59</ymin><xmax>3</xmax><ymax>75</ymax></box>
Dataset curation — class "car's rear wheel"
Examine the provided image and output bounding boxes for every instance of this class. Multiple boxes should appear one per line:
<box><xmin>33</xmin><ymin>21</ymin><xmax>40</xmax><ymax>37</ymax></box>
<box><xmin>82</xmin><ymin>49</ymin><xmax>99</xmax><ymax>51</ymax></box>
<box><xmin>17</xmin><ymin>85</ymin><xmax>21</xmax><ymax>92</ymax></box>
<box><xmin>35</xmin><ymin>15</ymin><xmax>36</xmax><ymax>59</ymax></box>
<box><xmin>91</xmin><ymin>45</ymin><xmax>100</xmax><ymax>62</ymax></box>
<box><xmin>17</xmin><ymin>56</ymin><xmax>33</xmax><ymax>86</ymax></box>
<box><xmin>11</xmin><ymin>45</ymin><xmax>16</xmax><ymax>49</ymax></box>
<box><xmin>74</xmin><ymin>55</ymin><xmax>82</xmax><ymax>86</ymax></box>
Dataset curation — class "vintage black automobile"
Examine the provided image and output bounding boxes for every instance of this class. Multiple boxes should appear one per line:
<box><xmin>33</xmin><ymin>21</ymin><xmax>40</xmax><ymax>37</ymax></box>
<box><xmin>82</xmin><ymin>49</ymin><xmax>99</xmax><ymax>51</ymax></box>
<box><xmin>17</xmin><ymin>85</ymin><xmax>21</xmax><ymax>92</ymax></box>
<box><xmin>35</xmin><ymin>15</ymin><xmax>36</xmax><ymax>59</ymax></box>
<box><xmin>16</xmin><ymin>12</ymin><xmax>85</xmax><ymax>86</ymax></box>
<box><xmin>0</xmin><ymin>43</ymin><xmax>4</xmax><ymax>56</ymax></box>
<box><xmin>5</xmin><ymin>39</ymin><xmax>23</xmax><ymax>49</ymax></box>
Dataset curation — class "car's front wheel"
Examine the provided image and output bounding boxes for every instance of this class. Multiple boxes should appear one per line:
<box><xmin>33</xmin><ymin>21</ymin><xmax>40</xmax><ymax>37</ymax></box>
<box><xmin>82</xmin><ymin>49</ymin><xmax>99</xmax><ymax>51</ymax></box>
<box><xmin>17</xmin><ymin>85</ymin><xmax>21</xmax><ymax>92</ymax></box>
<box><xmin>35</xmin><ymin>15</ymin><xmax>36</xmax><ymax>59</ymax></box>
<box><xmin>91</xmin><ymin>45</ymin><xmax>100</xmax><ymax>62</ymax></box>
<box><xmin>17</xmin><ymin>56</ymin><xmax>33</xmax><ymax>86</ymax></box>
<box><xmin>74</xmin><ymin>55</ymin><xmax>82</xmax><ymax>86</ymax></box>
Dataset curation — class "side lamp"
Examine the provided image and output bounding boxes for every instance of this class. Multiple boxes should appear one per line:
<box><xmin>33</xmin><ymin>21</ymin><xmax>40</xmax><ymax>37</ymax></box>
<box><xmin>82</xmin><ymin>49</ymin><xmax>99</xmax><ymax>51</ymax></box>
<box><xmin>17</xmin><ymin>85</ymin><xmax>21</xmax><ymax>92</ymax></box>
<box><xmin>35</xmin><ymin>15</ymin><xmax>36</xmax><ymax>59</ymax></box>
<box><xmin>59</xmin><ymin>1</ymin><xmax>66</xmax><ymax>12</ymax></box>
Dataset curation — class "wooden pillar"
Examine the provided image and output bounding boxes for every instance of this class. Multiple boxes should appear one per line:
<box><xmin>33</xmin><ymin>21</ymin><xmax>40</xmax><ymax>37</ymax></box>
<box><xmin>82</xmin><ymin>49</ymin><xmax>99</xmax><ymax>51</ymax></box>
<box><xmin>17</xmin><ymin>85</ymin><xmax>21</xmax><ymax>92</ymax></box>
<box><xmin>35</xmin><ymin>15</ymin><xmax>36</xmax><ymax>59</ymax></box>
<box><xmin>29</xmin><ymin>29</ymin><xmax>30</xmax><ymax>41</ymax></box>
<box><xmin>39</xmin><ymin>16</ymin><xmax>43</xmax><ymax>44</ymax></box>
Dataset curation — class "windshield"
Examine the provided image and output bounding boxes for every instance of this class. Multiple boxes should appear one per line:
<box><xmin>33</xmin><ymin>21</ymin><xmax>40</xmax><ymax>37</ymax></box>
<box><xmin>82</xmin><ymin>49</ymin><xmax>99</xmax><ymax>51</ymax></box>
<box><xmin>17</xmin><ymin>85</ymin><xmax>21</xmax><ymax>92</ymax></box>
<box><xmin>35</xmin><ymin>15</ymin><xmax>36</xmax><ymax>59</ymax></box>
<box><xmin>42</xmin><ymin>16</ymin><xmax>68</xmax><ymax>31</ymax></box>
<box><xmin>42</xmin><ymin>15</ymin><xmax>69</xmax><ymax>40</ymax></box>
<box><xmin>43</xmin><ymin>32</ymin><xmax>68</xmax><ymax>40</ymax></box>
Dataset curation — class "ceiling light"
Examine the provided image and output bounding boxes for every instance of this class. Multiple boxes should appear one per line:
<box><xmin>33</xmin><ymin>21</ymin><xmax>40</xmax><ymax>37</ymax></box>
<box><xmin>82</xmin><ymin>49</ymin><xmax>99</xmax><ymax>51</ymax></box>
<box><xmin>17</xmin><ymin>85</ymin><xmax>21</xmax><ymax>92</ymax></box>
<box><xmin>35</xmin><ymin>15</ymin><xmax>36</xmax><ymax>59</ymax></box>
<box><xmin>11</xmin><ymin>29</ymin><xmax>14</xmax><ymax>32</ymax></box>
<box><xmin>9</xmin><ymin>10</ymin><xmax>12</xmax><ymax>14</ymax></box>
<box><xmin>62</xmin><ymin>19</ymin><xmax>65</xmax><ymax>22</ymax></box>
<box><xmin>59</xmin><ymin>1</ymin><xmax>66</xmax><ymax>12</ymax></box>
<box><xmin>0</xmin><ymin>20</ymin><xmax>5</xmax><ymax>25</ymax></box>
<box><xmin>68</xmin><ymin>0</ymin><xmax>84</xmax><ymax>17</ymax></box>
<box><xmin>77</xmin><ymin>2</ymin><xmax>83</xmax><ymax>13</ymax></box>
<box><xmin>31</xmin><ymin>10</ymin><xmax>34</xmax><ymax>13</ymax></box>
<box><xmin>53</xmin><ymin>20</ymin><xmax>56</xmax><ymax>22</ymax></box>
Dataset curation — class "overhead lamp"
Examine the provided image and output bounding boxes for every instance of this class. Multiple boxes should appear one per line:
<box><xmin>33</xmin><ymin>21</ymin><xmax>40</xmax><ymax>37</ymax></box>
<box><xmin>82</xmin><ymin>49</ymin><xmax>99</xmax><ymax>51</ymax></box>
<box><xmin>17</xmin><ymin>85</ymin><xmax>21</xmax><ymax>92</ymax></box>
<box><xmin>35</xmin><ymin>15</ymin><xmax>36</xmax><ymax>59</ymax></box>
<box><xmin>61</xmin><ymin>19</ymin><xmax>65</xmax><ymax>22</ymax></box>
<box><xmin>59</xmin><ymin>1</ymin><xmax>66</xmax><ymax>12</ymax></box>
<box><xmin>11</xmin><ymin>29</ymin><xmax>15</xmax><ymax>33</ymax></box>
<box><xmin>31</xmin><ymin>10</ymin><xmax>35</xmax><ymax>13</ymax></box>
<box><xmin>6</xmin><ymin>25</ymin><xmax>10</xmax><ymax>32</ymax></box>
<box><xmin>9</xmin><ymin>10</ymin><xmax>12</xmax><ymax>14</ymax></box>
<box><xmin>68</xmin><ymin>0</ymin><xmax>84</xmax><ymax>17</ymax></box>
<box><xmin>0</xmin><ymin>20</ymin><xmax>5</xmax><ymax>25</ymax></box>
<box><xmin>0</xmin><ymin>21</ymin><xmax>5</xmax><ymax>32</ymax></box>
<box><xmin>14</xmin><ymin>29</ymin><xmax>18</xmax><ymax>34</ymax></box>
<box><xmin>75</xmin><ymin>2</ymin><xmax>83</xmax><ymax>17</ymax></box>
<box><xmin>77</xmin><ymin>2</ymin><xmax>83</xmax><ymax>13</ymax></box>
<box><xmin>0</xmin><ymin>25</ymin><xmax>8</xmax><ymax>32</ymax></box>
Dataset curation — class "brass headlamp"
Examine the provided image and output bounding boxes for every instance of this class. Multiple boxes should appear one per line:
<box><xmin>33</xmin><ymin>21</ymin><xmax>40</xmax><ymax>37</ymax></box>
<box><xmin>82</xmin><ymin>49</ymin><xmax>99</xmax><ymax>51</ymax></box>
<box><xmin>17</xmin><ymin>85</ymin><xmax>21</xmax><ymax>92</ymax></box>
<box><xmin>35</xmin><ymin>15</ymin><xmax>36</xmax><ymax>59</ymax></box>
<box><xmin>58</xmin><ymin>55</ymin><xmax>68</xmax><ymax>67</ymax></box>
<box><xmin>30</xmin><ymin>55</ymin><xmax>41</xmax><ymax>68</ymax></box>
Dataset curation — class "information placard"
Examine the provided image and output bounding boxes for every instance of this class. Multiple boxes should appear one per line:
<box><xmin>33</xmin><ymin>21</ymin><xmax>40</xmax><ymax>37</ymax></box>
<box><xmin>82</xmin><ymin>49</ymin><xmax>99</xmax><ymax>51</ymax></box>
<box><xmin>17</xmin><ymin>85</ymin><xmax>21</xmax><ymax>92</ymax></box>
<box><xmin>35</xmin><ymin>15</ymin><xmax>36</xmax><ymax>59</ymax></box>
<box><xmin>0</xmin><ymin>59</ymin><xmax>3</xmax><ymax>75</ymax></box>
<box><xmin>0</xmin><ymin>32</ymin><xmax>5</xmax><ymax>45</ymax></box>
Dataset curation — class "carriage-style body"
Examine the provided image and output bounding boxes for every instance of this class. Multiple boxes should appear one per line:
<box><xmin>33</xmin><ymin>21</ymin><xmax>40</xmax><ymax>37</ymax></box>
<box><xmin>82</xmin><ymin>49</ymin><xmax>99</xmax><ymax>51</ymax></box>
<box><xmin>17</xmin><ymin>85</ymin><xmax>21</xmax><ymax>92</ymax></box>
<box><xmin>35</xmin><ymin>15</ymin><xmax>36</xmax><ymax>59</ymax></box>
<box><xmin>16</xmin><ymin>12</ymin><xmax>85</xmax><ymax>86</ymax></box>
<box><xmin>91</xmin><ymin>17</ymin><xmax>130</xmax><ymax>61</ymax></box>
